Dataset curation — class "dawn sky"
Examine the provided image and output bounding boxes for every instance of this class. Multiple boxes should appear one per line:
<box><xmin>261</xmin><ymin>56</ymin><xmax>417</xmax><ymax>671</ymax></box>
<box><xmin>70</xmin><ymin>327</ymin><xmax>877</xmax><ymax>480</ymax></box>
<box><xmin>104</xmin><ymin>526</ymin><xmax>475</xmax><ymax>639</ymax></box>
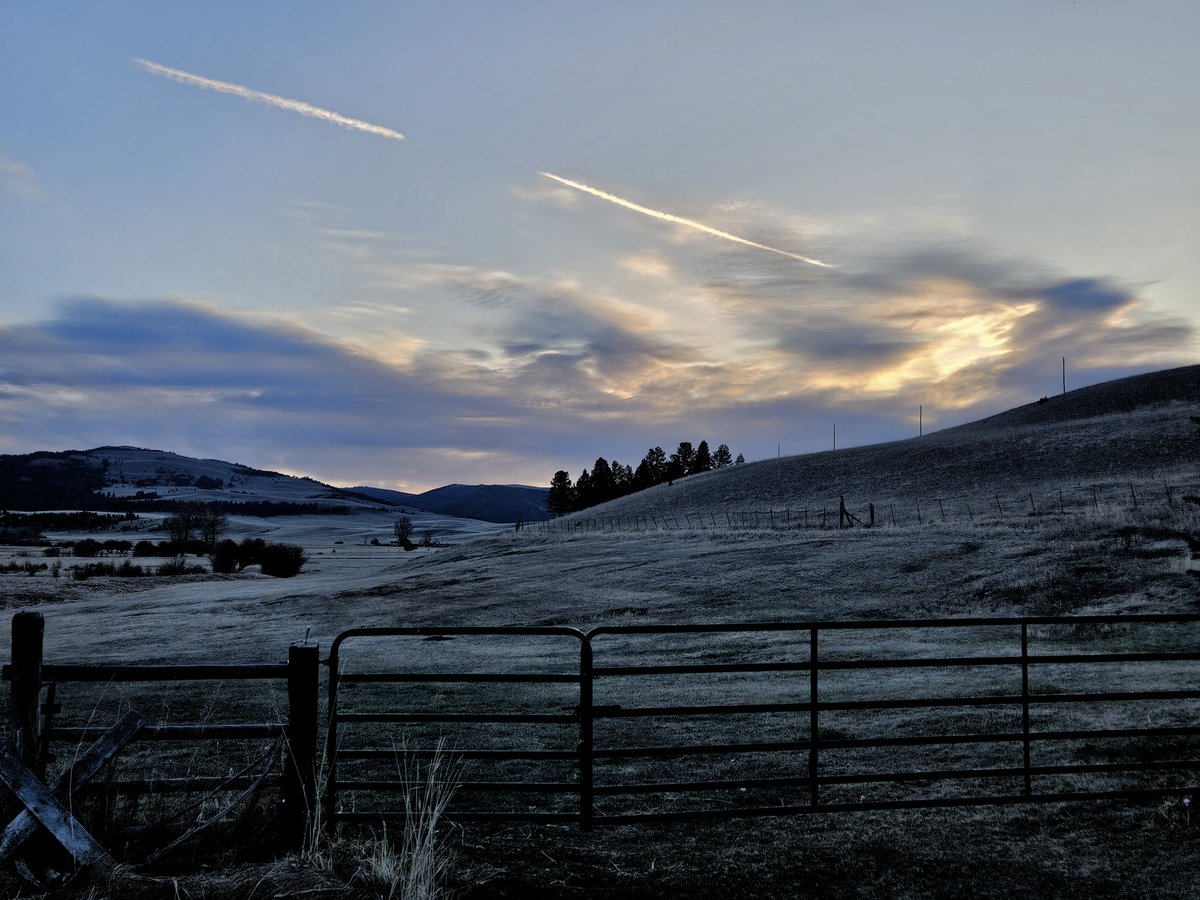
<box><xmin>2</xmin><ymin>1</ymin><xmax>1196</xmax><ymax>491</ymax></box>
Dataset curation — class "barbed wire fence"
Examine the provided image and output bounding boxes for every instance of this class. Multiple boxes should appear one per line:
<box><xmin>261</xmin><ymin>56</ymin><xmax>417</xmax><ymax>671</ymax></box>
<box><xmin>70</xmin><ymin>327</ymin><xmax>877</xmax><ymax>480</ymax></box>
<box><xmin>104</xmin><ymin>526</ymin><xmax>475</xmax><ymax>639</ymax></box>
<box><xmin>533</xmin><ymin>480</ymin><xmax>1200</xmax><ymax>535</ymax></box>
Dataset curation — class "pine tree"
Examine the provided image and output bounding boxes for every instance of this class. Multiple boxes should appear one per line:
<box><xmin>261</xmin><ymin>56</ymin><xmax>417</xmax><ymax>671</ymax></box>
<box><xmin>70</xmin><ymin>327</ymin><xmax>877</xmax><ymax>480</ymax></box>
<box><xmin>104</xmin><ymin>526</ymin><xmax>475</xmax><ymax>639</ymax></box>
<box><xmin>574</xmin><ymin>468</ymin><xmax>593</xmax><ymax>510</ymax></box>
<box><xmin>693</xmin><ymin>440</ymin><xmax>712</xmax><ymax>473</ymax></box>
<box><xmin>713</xmin><ymin>443</ymin><xmax>733</xmax><ymax>468</ymax></box>
<box><xmin>669</xmin><ymin>442</ymin><xmax>694</xmax><ymax>480</ymax></box>
<box><xmin>547</xmin><ymin>470</ymin><xmax>574</xmax><ymax>516</ymax></box>
<box><xmin>735</xmin><ymin>453</ymin><xmax>745</xmax><ymax>465</ymax></box>
<box><xmin>645</xmin><ymin>447</ymin><xmax>667</xmax><ymax>483</ymax></box>
<box><xmin>590</xmin><ymin>457</ymin><xmax>615</xmax><ymax>504</ymax></box>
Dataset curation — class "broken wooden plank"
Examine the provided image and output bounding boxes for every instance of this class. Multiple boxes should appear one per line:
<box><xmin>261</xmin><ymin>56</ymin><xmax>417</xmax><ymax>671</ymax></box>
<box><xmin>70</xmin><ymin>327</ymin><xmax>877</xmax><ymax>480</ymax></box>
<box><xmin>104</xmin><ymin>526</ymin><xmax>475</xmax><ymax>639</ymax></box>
<box><xmin>0</xmin><ymin>710</ymin><xmax>145</xmax><ymax>863</ymax></box>
<box><xmin>0</xmin><ymin>742</ymin><xmax>115</xmax><ymax>875</ymax></box>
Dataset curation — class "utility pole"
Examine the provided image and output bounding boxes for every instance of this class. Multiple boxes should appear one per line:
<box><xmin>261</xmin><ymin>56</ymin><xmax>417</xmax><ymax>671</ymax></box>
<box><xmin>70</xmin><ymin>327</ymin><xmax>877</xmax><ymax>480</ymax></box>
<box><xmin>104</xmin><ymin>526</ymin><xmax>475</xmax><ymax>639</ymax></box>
<box><xmin>1062</xmin><ymin>357</ymin><xmax>1066</xmax><ymax>395</ymax></box>
<box><xmin>919</xmin><ymin>405</ymin><xmax>923</xmax><ymax>437</ymax></box>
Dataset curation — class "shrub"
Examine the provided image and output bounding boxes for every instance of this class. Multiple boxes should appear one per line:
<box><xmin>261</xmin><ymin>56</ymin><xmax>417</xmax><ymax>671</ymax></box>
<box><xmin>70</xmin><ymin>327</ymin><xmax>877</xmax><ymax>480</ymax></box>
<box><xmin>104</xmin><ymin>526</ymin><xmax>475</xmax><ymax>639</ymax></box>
<box><xmin>42</xmin><ymin>546</ymin><xmax>60</xmax><ymax>558</ymax></box>
<box><xmin>238</xmin><ymin>538</ymin><xmax>267</xmax><ymax>569</ymax></box>
<box><xmin>73</xmin><ymin>539</ymin><xmax>102</xmax><ymax>558</ymax></box>
<box><xmin>155</xmin><ymin>557</ymin><xmax>203</xmax><ymax>577</ymax></box>
<box><xmin>259</xmin><ymin>543</ymin><xmax>306</xmax><ymax>578</ymax></box>
<box><xmin>210</xmin><ymin>539</ymin><xmax>240</xmax><ymax>574</ymax></box>
<box><xmin>133</xmin><ymin>540</ymin><xmax>159</xmax><ymax>557</ymax></box>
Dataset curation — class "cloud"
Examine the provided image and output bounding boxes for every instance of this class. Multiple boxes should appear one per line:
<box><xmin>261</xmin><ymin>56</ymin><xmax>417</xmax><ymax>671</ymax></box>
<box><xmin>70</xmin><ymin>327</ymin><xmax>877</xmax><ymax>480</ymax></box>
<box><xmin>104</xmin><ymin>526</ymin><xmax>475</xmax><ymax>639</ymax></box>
<box><xmin>693</xmin><ymin>238</ymin><xmax>1194</xmax><ymax>413</ymax></box>
<box><xmin>134</xmin><ymin>58</ymin><xmax>406</xmax><ymax>141</ymax></box>
<box><xmin>0</xmin><ymin>296</ymin><xmax>706</xmax><ymax>488</ymax></box>
<box><xmin>0</xmin><ymin>155</ymin><xmax>39</xmax><ymax>199</ymax></box>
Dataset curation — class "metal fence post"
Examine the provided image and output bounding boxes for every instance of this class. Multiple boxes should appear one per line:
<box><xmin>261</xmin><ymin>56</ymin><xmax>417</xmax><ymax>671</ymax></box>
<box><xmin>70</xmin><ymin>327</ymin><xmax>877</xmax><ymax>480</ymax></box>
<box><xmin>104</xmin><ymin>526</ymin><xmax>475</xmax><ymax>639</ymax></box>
<box><xmin>579</xmin><ymin>637</ymin><xmax>594</xmax><ymax>831</ymax></box>
<box><xmin>324</xmin><ymin>641</ymin><xmax>341</xmax><ymax>837</ymax></box>
<box><xmin>1020</xmin><ymin>624</ymin><xmax>1032</xmax><ymax>797</ymax></box>
<box><xmin>286</xmin><ymin>641</ymin><xmax>320</xmax><ymax>850</ymax></box>
<box><xmin>809</xmin><ymin>627</ymin><xmax>820</xmax><ymax>808</ymax></box>
<box><xmin>11</xmin><ymin>611</ymin><xmax>45</xmax><ymax>779</ymax></box>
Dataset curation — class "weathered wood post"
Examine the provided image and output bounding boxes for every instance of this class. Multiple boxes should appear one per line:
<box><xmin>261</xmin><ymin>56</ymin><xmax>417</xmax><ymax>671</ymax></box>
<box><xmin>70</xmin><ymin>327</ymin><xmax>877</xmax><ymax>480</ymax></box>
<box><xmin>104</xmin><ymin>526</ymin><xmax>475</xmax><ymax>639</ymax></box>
<box><xmin>838</xmin><ymin>497</ymin><xmax>846</xmax><ymax>529</ymax></box>
<box><xmin>11</xmin><ymin>612</ymin><xmax>45</xmax><ymax>779</ymax></box>
<box><xmin>285</xmin><ymin>641</ymin><xmax>320</xmax><ymax>849</ymax></box>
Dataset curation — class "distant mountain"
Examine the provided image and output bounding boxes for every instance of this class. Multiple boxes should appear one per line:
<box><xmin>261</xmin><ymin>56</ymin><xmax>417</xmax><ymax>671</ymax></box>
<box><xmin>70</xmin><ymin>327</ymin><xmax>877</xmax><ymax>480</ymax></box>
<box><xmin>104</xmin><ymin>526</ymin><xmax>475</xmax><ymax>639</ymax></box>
<box><xmin>0</xmin><ymin>445</ymin><xmax>391</xmax><ymax>514</ymax></box>
<box><xmin>349</xmin><ymin>484</ymin><xmax>550</xmax><ymax>523</ymax></box>
<box><xmin>0</xmin><ymin>444</ymin><xmax>547</xmax><ymax>523</ymax></box>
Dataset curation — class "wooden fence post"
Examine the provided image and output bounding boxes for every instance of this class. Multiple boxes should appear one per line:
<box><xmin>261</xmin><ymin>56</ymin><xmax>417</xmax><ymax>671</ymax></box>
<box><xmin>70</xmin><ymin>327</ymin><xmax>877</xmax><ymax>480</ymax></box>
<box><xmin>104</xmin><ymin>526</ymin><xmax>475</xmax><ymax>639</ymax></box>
<box><xmin>10</xmin><ymin>612</ymin><xmax>44</xmax><ymax>779</ymax></box>
<box><xmin>285</xmin><ymin>641</ymin><xmax>320</xmax><ymax>850</ymax></box>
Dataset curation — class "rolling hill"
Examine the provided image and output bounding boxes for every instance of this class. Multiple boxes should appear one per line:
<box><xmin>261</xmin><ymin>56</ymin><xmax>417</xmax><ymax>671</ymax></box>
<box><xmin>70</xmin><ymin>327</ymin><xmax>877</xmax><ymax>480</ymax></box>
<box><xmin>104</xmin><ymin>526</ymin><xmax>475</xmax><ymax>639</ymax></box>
<box><xmin>560</xmin><ymin>363</ymin><xmax>1200</xmax><ymax>524</ymax></box>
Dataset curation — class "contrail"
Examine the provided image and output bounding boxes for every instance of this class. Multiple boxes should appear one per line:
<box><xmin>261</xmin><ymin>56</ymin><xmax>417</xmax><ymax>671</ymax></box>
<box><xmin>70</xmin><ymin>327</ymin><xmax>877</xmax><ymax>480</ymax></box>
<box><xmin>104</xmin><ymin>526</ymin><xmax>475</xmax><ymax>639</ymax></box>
<box><xmin>539</xmin><ymin>172</ymin><xmax>832</xmax><ymax>268</ymax></box>
<box><xmin>134</xmin><ymin>58</ymin><xmax>405</xmax><ymax>142</ymax></box>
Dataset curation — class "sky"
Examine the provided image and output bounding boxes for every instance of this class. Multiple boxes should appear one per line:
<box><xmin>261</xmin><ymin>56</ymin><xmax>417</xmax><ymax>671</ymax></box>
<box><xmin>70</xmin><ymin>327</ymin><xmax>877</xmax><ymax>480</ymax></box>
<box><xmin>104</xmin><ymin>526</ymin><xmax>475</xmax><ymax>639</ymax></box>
<box><xmin>1</xmin><ymin>1</ymin><xmax>1196</xmax><ymax>492</ymax></box>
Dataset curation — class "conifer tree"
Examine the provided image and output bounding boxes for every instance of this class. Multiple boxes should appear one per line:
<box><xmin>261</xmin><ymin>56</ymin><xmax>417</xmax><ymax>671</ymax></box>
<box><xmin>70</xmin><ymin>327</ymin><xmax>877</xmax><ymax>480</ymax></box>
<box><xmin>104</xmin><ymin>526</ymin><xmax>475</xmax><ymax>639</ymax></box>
<box><xmin>547</xmin><ymin>470</ymin><xmax>574</xmax><ymax>516</ymax></box>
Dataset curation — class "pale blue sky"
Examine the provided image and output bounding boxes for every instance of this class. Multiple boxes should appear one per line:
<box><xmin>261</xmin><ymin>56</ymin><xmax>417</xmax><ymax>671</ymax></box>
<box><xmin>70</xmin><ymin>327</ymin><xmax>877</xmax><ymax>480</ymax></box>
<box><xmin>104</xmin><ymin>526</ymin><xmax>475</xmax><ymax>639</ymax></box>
<box><xmin>2</xmin><ymin>2</ymin><xmax>1196</xmax><ymax>490</ymax></box>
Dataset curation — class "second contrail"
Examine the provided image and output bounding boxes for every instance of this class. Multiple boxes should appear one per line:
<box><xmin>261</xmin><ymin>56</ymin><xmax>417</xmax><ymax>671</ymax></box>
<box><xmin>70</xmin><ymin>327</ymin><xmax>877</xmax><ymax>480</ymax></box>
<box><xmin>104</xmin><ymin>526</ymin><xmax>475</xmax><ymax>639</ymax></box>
<box><xmin>135</xmin><ymin>58</ymin><xmax>406</xmax><ymax>142</ymax></box>
<box><xmin>539</xmin><ymin>172</ymin><xmax>832</xmax><ymax>268</ymax></box>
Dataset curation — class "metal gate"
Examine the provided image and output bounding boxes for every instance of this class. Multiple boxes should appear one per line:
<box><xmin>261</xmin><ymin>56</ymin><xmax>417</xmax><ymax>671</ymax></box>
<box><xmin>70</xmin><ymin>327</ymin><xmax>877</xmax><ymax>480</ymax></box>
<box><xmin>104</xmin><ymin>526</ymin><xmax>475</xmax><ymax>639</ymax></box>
<box><xmin>325</xmin><ymin>615</ymin><xmax>1200</xmax><ymax>830</ymax></box>
<box><xmin>324</xmin><ymin>626</ymin><xmax>590</xmax><ymax>828</ymax></box>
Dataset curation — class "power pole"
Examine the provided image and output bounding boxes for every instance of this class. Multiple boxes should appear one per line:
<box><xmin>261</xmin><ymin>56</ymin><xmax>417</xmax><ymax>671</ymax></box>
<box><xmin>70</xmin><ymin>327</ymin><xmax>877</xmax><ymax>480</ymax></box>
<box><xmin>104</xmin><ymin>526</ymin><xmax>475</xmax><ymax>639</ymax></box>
<box><xmin>1062</xmin><ymin>357</ymin><xmax>1066</xmax><ymax>395</ymax></box>
<box><xmin>919</xmin><ymin>405</ymin><xmax>923</xmax><ymax>437</ymax></box>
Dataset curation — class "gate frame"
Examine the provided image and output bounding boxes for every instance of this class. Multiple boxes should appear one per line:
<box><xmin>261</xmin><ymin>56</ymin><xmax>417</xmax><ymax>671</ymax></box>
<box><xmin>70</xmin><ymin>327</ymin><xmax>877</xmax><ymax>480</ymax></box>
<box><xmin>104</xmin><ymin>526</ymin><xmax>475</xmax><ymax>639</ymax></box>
<box><xmin>324</xmin><ymin>614</ymin><xmax>1200</xmax><ymax>831</ymax></box>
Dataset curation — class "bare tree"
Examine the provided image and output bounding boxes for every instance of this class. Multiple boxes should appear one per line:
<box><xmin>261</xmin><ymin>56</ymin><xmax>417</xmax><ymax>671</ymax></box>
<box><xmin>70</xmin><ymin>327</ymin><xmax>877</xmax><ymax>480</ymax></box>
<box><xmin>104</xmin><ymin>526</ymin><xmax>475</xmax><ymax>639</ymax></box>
<box><xmin>198</xmin><ymin>507</ymin><xmax>228</xmax><ymax>549</ymax></box>
<box><xmin>393</xmin><ymin>515</ymin><xmax>414</xmax><ymax>548</ymax></box>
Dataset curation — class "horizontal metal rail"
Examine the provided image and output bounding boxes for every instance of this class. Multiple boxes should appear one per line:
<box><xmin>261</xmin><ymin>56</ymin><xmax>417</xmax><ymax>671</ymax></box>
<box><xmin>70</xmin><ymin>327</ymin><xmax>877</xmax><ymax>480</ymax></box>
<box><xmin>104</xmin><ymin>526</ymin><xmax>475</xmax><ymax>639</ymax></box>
<box><xmin>2</xmin><ymin>663</ymin><xmax>289</xmax><ymax>682</ymax></box>
<box><xmin>594</xmin><ymin>759</ymin><xmax>1200</xmax><ymax>795</ymax></box>
<box><xmin>78</xmin><ymin>775</ymin><xmax>285</xmax><ymax>795</ymax></box>
<box><xmin>48</xmin><ymin>723</ymin><xmax>285</xmax><ymax>742</ymax></box>
<box><xmin>590</xmin><ymin>787</ymin><xmax>1200</xmax><ymax>825</ymax></box>
<box><xmin>334</xmin><ymin>711</ymin><xmax>578</xmax><ymax>725</ymax></box>
<box><xmin>339</xmin><ymin>672</ymin><xmax>579</xmax><ymax>684</ymax></box>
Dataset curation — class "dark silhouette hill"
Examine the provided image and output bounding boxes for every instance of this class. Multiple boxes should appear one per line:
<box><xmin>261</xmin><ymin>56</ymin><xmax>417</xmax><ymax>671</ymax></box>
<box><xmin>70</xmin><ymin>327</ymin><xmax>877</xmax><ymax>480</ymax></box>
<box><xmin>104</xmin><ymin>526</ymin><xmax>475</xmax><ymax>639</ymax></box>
<box><xmin>349</xmin><ymin>484</ymin><xmax>550</xmax><ymax>523</ymax></box>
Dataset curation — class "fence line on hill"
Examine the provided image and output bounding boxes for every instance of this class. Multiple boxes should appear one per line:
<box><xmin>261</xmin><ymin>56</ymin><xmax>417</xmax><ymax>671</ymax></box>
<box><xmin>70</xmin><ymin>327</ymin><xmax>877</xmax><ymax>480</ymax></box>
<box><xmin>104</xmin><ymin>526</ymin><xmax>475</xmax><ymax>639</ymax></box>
<box><xmin>534</xmin><ymin>479</ymin><xmax>1200</xmax><ymax>534</ymax></box>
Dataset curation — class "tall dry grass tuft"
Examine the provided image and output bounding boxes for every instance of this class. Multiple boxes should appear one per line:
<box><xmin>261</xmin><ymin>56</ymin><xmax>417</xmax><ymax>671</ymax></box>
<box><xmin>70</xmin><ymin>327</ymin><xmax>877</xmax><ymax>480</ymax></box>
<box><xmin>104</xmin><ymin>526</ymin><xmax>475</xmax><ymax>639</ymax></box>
<box><xmin>356</xmin><ymin>738</ymin><xmax>460</xmax><ymax>900</ymax></box>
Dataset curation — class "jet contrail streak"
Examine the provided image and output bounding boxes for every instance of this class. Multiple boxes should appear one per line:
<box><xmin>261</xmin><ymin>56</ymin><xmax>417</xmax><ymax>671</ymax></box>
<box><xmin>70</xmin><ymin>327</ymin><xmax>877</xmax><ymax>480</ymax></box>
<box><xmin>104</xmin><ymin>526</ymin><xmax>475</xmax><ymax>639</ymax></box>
<box><xmin>539</xmin><ymin>172</ymin><xmax>832</xmax><ymax>268</ymax></box>
<box><xmin>134</xmin><ymin>58</ymin><xmax>406</xmax><ymax>142</ymax></box>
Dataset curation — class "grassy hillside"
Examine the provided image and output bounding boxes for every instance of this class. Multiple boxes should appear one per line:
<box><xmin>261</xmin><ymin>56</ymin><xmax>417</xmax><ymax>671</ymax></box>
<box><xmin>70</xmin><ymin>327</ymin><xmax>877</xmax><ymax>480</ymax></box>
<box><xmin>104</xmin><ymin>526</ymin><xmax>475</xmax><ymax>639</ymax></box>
<box><xmin>574</xmin><ymin>364</ymin><xmax>1199</xmax><ymax>525</ymax></box>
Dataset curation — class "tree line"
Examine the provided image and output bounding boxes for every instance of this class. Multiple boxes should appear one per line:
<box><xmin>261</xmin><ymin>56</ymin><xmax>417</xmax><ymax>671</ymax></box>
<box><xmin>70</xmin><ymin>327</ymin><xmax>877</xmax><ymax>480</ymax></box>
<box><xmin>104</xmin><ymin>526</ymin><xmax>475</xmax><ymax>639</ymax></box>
<box><xmin>548</xmin><ymin>440</ymin><xmax>743</xmax><ymax>515</ymax></box>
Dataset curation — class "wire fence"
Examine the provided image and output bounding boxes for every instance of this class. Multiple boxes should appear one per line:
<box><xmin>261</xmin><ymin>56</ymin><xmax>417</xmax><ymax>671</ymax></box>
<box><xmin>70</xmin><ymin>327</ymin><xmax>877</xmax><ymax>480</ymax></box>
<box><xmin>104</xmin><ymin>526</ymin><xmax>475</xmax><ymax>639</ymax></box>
<box><xmin>534</xmin><ymin>480</ymin><xmax>1200</xmax><ymax>534</ymax></box>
